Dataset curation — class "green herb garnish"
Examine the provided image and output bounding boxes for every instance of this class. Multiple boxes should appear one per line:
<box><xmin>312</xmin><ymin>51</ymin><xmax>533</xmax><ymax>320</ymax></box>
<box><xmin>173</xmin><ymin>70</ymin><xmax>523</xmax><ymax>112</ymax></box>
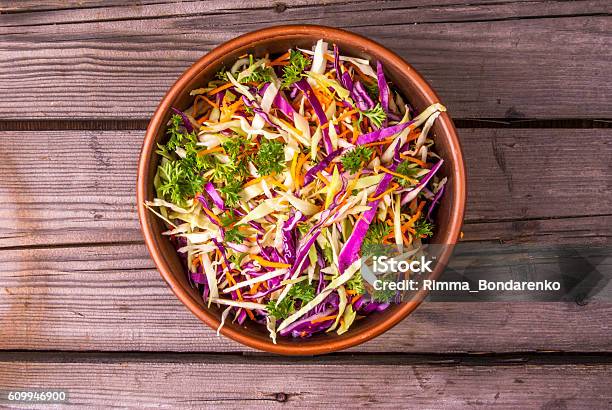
<box><xmin>395</xmin><ymin>161</ymin><xmax>420</xmax><ymax>187</ymax></box>
<box><xmin>346</xmin><ymin>271</ymin><xmax>365</xmax><ymax>295</ymax></box>
<box><xmin>413</xmin><ymin>218</ymin><xmax>435</xmax><ymax>238</ymax></box>
<box><xmin>266</xmin><ymin>282</ymin><xmax>315</xmax><ymax>319</ymax></box>
<box><xmin>282</xmin><ymin>50</ymin><xmax>309</xmax><ymax>89</ymax></box>
<box><xmin>289</xmin><ymin>281</ymin><xmax>316</xmax><ymax>304</ymax></box>
<box><xmin>222</xmin><ymin>136</ymin><xmax>252</xmax><ymax>161</ymax></box>
<box><xmin>364</xmin><ymin>221</ymin><xmax>391</xmax><ymax>246</ymax></box>
<box><xmin>253</xmin><ymin>140</ymin><xmax>286</xmax><ymax>176</ymax></box>
<box><xmin>225</xmin><ymin>225</ymin><xmax>246</xmax><ymax>244</ymax></box>
<box><xmin>215</xmin><ymin>67</ymin><xmax>229</xmax><ymax>82</ymax></box>
<box><xmin>371</xmin><ymin>280</ymin><xmax>397</xmax><ymax>303</ymax></box>
<box><xmin>341</xmin><ymin>146</ymin><xmax>373</xmax><ymax>173</ymax></box>
<box><xmin>361</xmin><ymin>103</ymin><xmax>387</xmax><ymax>128</ymax></box>
<box><xmin>240</xmin><ymin>64</ymin><xmax>274</xmax><ymax>85</ymax></box>
<box><xmin>266</xmin><ymin>297</ymin><xmax>294</xmax><ymax>320</ymax></box>
<box><xmin>157</xmin><ymin>160</ymin><xmax>203</xmax><ymax>206</ymax></box>
<box><xmin>218</xmin><ymin>179</ymin><xmax>242</xmax><ymax>208</ymax></box>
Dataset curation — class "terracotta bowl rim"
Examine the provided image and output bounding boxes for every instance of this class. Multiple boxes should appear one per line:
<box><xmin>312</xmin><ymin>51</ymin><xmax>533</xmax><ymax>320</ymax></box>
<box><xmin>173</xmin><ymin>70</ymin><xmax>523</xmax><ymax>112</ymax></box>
<box><xmin>137</xmin><ymin>24</ymin><xmax>466</xmax><ymax>355</ymax></box>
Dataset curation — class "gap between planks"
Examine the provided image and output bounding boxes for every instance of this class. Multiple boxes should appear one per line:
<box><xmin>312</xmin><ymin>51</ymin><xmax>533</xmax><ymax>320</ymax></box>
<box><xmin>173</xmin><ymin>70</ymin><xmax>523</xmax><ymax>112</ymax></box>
<box><xmin>1</xmin><ymin>350</ymin><xmax>612</xmax><ymax>365</ymax></box>
<box><xmin>0</xmin><ymin>118</ymin><xmax>611</xmax><ymax>131</ymax></box>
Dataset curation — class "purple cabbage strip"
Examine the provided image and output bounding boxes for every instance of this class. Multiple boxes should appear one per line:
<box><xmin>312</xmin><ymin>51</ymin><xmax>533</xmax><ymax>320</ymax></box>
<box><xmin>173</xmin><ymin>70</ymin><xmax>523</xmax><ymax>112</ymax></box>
<box><xmin>376</xmin><ymin>61</ymin><xmax>390</xmax><ymax>119</ymax></box>
<box><xmin>170</xmin><ymin>107</ymin><xmax>195</xmax><ymax>133</ymax></box>
<box><xmin>190</xmin><ymin>272</ymin><xmax>207</xmax><ymax>284</ymax></box>
<box><xmin>333</xmin><ymin>44</ymin><xmax>351</xmax><ymax>91</ymax></box>
<box><xmin>287</xmin><ymin>231</ymin><xmax>322</xmax><ymax>279</ymax></box>
<box><xmin>242</xmin><ymin>96</ymin><xmax>277</xmax><ymax>127</ymax></box>
<box><xmin>204</xmin><ymin>182</ymin><xmax>225</xmax><ymax>211</ymax></box>
<box><xmin>289</xmin><ymin>84</ymin><xmax>300</xmax><ymax>99</ymax></box>
<box><xmin>360</xmin><ymin>301</ymin><xmax>391</xmax><ymax>314</ymax></box>
<box><xmin>279</xmin><ymin>307</ymin><xmax>336</xmax><ymax>337</ymax></box>
<box><xmin>302</xmin><ymin>153</ymin><xmax>342</xmax><ymax>187</ymax></box>
<box><xmin>236</xmin><ymin>308</ymin><xmax>247</xmax><ymax>325</ymax></box>
<box><xmin>302</xmin><ymin>147</ymin><xmax>344</xmax><ymax>186</ymax></box>
<box><xmin>215</xmin><ymin>89</ymin><xmax>226</xmax><ymax>106</ymax></box>
<box><xmin>316</xmin><ymin>290</ymin><xmax>339</xmax><ymax>314</ymax></box>
<box><xmin>426</xmin><ymin>184</ymin><xmax>445</xmax><ymax>221</ymax></box>
<box><xmin>352</xmin><ymin>81</ymin><xmax>374</xmax><ymax>111</ymax></box>
<box><xmin>294</xmin><ymin>79</ymin><xmax>333</xmax><ymax>154</ymax></box>
<box><xmin>226</xmin><ymin>242</ymin><xmax>249</xmax><ymax>253</ymax></box>
<box><xmin>212</xmin><ymin>238</ymin><xmax>231</xmax><ymax>270</ymax></box>
<box><xmin>355</xmin><ymin>118</ymin><xmax>416</xmax><ymax>145</ymax></box>
<box><xmin>274</xmin><ymin>93</ymin><xmax>296</xmax><ymax>120</ymax></box>
<box><xmin>400</xmin><ymin>160</ymin><xmax>444</xmax><ymax>206</ymax></box>
<box><xmin>243</xmin><ymin>284</ymin><xmax>283</xmax><ymax>300</ymax></box>
<box><xmin>196</xmin><ymin>194</ymin><xmax>222</xmax><ymax>228</ymax></box>
<box><xmin>342</xmin><ymin>72</ymin><xmax>354</xmax><ymax>96</ymax></box>
<box><xmin>282</xmin><ymin>210</ymin><xmax>302</xmax><ymax>263</ymax></box>
<box><xmin>233</xmin><ymin>208</ymin><xmax>266</xmax><ymax>234</ymax></box>
<box><xmin>337</xmin><ymin>171</ymin><xmax>394</xmax><ymax>272</ymax></box>
<box><xmin>259</xmin><ymin>84</ymin><xmax>296</xmax><ymax>120</ymax></box>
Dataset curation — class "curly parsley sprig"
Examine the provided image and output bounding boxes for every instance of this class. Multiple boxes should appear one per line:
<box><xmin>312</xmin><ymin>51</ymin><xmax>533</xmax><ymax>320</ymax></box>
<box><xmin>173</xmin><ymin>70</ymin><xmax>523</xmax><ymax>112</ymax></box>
<box><xmin>254</xmin><ymin>140</ymin><xmax>286</xmax><ymax>176</ymax></box>
<box><xmin>341</xmin><ymin>146</ymin><xmax>373</xmax><ymax>173</ymax></box>
<box><xmin>282</xmin><ymin>50</ymin><xmax>309</xmax><ymax>89</ymax></box>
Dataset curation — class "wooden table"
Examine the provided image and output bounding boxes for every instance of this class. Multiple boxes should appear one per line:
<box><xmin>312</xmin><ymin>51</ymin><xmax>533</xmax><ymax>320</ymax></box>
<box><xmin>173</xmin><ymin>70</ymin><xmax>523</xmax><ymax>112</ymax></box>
<box><xmin>1</xmin><ymin>1</ymin><xmax>611</xmax><ymax>407</ymax></box>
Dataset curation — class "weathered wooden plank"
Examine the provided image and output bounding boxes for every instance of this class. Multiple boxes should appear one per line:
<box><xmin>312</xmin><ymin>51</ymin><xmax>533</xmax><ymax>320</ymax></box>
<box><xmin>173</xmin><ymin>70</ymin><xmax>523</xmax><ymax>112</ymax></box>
<box><xmin>0</xmin><ymin>352</ymin><xmax>610</xmax><ymax>408</ymax></box>
<box><xmin>3</xmin><ymin>0</ymin><xmax>607</xmax><ymax>25</ymax></box>
<box><xmin>0</xmin><ymin>0</ymin><xmax>189</xmax><ymax>13</ymax></box>
<box><xmin>0</xmin><ymin>129</ymin><xmax>610</xmax><ymax>248</ymax></box>
<box><xmin>1</xmin><ymin>243</ymin><xmax>610</xmax><ymax>353</ymax></box>
<box><xmin>0</xmin><ymin>2</ymin><xmax>610</xmax><ymax>119</ymax></box>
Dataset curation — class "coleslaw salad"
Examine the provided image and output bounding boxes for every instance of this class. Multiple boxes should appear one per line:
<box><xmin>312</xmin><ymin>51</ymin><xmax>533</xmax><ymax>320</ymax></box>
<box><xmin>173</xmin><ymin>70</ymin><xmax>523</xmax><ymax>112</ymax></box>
<box><xmin>145</xmin><ymin>40</ymin><xmax>447</xmax><ymax>342</ymax></box>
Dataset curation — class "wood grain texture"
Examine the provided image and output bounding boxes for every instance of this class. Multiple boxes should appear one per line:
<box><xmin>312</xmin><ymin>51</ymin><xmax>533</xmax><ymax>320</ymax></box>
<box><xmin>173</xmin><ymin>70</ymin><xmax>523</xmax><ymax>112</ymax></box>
<box><xmin>0</xmin><ymin>352</ymin><xmax>611</xmax><ymax>408</ymax></box>
<box><xmin>0</xmin><ymin>1</ymin><xmax>610</xmax><ymax>119</ymax></box>
<box><xmin>1</xmin><ymin>243</ymin><xmax>610</xmax><ymax>353</ymax></box>
<box><xmin>0</xmin><ymin>129</ymin><xmax>610</xmax><ymax>248</ymax></box>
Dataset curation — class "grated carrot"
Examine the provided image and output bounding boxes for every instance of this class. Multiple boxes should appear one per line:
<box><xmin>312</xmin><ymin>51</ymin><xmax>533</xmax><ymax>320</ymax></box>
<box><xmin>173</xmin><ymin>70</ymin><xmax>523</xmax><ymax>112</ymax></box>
<box><xmin>368</xmin><ymin>182</ymin><xmax>399</xmax><ymax>201</ymax></box>
<box><xmin>310</xmin><ymin>315</ymin><xmax>337</xmax><ymax>324</ymax></box>
<box><xmin>322</xmin><ymin>109</ymin><xmax>357</xmax><ymax>129</ymax></box>
<box><xmin>197</xmin><ymin>145</ymin><xmax>224</xmax><ymax>157</ymax></box>
<box><xmin>251</xmin><ymin>255</ymin><xmax>291</xmax><ymax>269</ymax></box>
<box><xmin>400</xmin><ymin>153</ymin><xmax>428</xmax><ymax>167</ymax></box>
<box><xmin>243</xmin><ymin>175</ymin><xmax>267</xmax><ymax>188</ymax></box>
<box><xmin>271</xmin><ymin>51</ymin><xmax>290</xmax><ymax>64</ymax></box>
<box><xmin>316</xmin><ymin>172</ymin><xmax>330</xmax><ymax>185</ymax></box>
<box><xmin>198</xmin><ymin>94</ymin><xmax>219</xmax><ymax>109</ymax></box>
<box><xmin>290</xmin><ymin>152</ymin><xmax>299</xmax><ymax>184</ymax></box>
<box><xmin>295</xmin><ymin>154</ymin><xmax>309</xmax><ymax>188</ymax></box>
<box><xmin>336</xmin><ymin>129</ymin><xmax>351</xmax><ymax>140</ymax></box>
<box><xmin>206</xmin><ymin>82</ymin><xmax>233</xmax><ymax>96</ymax></box>
<box><xmin>404</xmin><ymin>201</ymin><xmax>426</xmax><ymax>228</ymax></box>
<box><xmin>362</xmin><ymin>136</ymin><xmax>396</xmax><ymax>147</ymax></box>
<box><xmin>202</xmin><ymin>207</ymin><xmax>222</xmax><ymax>225</ymax></box>
<box><xmin>377</xmin><ymin>165</ymin><xmax>418</xmax><ymax>185</ymax></box>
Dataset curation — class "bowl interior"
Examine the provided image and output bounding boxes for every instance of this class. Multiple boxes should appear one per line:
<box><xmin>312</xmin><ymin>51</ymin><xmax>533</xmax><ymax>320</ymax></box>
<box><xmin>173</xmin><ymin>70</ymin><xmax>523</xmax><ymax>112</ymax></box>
<box><xmin>140</xmin><ymin>26</ymin><xmax>464</xmax><ymax>354</ymax></box>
